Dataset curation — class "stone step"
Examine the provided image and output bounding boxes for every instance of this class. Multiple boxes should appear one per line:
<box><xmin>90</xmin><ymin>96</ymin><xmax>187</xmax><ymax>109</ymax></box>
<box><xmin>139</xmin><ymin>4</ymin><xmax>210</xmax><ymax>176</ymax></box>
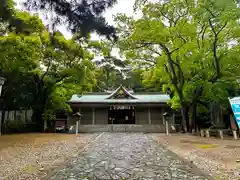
<box><xmin>68</xmin><ymin>124</ymin><xmax>178</xmax><ymax>133</ymax></box>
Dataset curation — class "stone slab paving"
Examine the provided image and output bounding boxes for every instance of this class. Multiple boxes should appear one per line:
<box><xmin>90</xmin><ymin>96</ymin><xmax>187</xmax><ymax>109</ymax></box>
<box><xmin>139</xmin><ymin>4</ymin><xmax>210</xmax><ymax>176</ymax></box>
<box><xmin>49</xmin><ymin>133</ymin><xmax>212</xmax><ymax>180</ymax></box>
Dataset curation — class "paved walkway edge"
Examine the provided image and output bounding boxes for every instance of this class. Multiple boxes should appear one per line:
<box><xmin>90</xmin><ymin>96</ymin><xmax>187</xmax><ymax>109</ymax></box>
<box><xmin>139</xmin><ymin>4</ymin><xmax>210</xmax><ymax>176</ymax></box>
<box><xmin>149</xmin><ymin>134</ymin><xmax>214</xmax><ymax>180</ymax></box>
<box><xmin>41</xmin><ymin>133</ymin><xmax>104</xmax><ymax>180</ymax></box>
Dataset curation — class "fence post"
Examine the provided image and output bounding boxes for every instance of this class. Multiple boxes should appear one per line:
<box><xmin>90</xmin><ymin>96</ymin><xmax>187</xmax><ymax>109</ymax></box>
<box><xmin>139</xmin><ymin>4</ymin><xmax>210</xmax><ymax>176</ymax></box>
<box><xmin>233</xmin><ymin>130</ymin><xmax>238</xmax><ymax>140</ymax></box>
<box><xmin>219</xmin><ymin>130</ymin><xmax>223</xmax><ymax>139</ymax></box>
<box><xmin>205</xmin><ymin>129</ymin><xmax>210</xmax><ymax>138</ymax></box>
<box><xmin>200</xmin><ymin>129</ymin><xmax>204</xmax><ymax>137</ymax></box>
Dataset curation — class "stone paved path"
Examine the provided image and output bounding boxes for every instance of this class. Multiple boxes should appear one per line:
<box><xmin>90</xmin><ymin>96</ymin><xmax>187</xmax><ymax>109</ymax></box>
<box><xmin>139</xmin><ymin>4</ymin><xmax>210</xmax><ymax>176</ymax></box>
<box><xmin>49</xmin><ymin>133</ymin><xmax>212</xmax><ymax>180</ymax></box>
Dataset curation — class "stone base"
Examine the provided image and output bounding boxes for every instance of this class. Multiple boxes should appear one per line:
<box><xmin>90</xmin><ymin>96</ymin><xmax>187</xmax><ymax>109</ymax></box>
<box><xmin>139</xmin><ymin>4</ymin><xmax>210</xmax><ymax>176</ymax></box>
<box><xmin>69</xmin><ymin>124</ymin><xmax>177</xmax><ymax>133</ymax></box>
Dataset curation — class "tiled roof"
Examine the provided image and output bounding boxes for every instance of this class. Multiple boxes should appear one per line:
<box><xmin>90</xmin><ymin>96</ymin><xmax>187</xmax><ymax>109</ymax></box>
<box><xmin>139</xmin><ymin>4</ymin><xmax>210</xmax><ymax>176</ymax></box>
<box><xmin>68</xmin><ymin>85</ymin><xmax>170</xmax><ymax>104</ymax></box>
<box><xmin>69</xmin><ymin>94</ymin><xmax>170</xmax><ymax>104</ymax></box>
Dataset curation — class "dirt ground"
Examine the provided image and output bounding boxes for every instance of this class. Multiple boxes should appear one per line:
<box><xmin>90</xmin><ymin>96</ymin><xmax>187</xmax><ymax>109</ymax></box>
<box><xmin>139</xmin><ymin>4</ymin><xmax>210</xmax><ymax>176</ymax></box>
<box><xmin>152</xmin><ymin>134</ymin><xmax>240</xmax><ymax>180</ymax></box>
<box><xmin>0</xmin><ymin>133</ymin><xmax>96</xmax><ymax>180</ymax></box>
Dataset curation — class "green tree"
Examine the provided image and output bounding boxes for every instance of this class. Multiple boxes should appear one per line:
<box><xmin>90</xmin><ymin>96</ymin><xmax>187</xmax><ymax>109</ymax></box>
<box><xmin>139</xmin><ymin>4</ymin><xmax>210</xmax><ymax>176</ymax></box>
<box><xmin>24</xmin><ymin>0</ymin><xmax>118</xmax><ymax>40</ymax></box>
<box><xmin>0</xmin><ymin>11</ymin><xmax>98</xmax><ymax>132</ymax></box>
<box><xmin>1</xmin><ymin>0</ymin><xmax>118</xmax><ymax>39</ymax></box>
<box><xmin>114</xmin><ymin>0</ymin><xmax>240</xmax><ymax>132</ymax></box>
<box><xmin>30</xmin><ymin>30</ymin><xmax>97</xmax><ymax>131</ymax></box>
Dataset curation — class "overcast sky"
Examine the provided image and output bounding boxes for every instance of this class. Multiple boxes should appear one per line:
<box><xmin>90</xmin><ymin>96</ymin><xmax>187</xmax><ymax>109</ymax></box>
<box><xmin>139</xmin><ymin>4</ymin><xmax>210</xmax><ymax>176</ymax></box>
<box><xmin>15</xmin><ymin>0</ymin><xmax>135</xmax><ymax>40</ymax></box>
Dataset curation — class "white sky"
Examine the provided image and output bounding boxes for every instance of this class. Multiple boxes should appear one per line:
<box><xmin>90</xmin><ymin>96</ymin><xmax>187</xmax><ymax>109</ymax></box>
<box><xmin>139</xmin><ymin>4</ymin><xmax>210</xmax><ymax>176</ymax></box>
<box><xmin>15</xmin><ymin>0</ymin><xmax>135</xmax><ymax>40</ymax></box>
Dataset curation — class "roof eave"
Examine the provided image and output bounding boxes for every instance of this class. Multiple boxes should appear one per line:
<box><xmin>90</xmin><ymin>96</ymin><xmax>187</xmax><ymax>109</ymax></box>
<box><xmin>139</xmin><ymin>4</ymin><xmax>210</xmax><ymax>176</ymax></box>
<box><xmin>68</xmin><ymin>101</ymin><xmax>168</xmax><ymax>104</ymax></box>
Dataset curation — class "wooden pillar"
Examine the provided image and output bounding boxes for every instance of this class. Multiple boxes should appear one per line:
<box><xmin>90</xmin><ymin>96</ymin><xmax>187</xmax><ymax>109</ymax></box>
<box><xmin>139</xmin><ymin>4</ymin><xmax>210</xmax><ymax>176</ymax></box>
<box><xmin>79</xmin><ymin>108</ymin><xmax>81</xmax><ymax>125</ymax></box>
<box><xmin>92</xmin><ymin>108</ymin><xmax>95</xmax><ymax>124</ymax></box>
<box><xmin>148</xmin><ymin>108</ymin><xmax>151</xmax><ymax>124</ymax></box>
<box><xmin>162</xmin><ymin>108</ymin><xmax>165</xmax><ymax>124</ymax></box>
<box><xmin>172</xmin><ymin>113</ymin><xmax>175</xmax><ymax>124</ymax></box>
<box><xmin>65</xmin><ymin>114</ymin><xmax>69</xmax><ymax>133</ymax></box>
<box><xmin>134</xmin><ymin>106</ymin><xmax>137</xmax><ymax>124</ymax></box>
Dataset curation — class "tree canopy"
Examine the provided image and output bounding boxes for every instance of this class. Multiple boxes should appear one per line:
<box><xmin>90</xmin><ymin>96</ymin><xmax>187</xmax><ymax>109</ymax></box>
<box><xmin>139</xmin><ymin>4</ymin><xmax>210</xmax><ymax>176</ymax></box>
<box><xmin>1</xmin><ymin>0</ymin><xmax>240</xmax><ymax>133</ymax></box>
<box><xmin>0</xmin><ymin>10</ymin><xmax>100</xmax><ymax>132</ymax></box>
<box><xmin>114</xmin><ymin>0</ymin><xmax>240</xmax><ymax>132</ymax></box>
<box><xmin>0</xmin><ymin>0</ymin><xmax>118</xmax><ymax>40</ymax></box>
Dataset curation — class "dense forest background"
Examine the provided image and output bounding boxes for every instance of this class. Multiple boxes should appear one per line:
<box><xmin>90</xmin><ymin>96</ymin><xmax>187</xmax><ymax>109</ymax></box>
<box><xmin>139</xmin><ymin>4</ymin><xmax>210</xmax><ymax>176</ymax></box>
<box><xmin>1</xmin><ymin>0</ymin><xmax>240</xmax><ymax>133</ymax></box>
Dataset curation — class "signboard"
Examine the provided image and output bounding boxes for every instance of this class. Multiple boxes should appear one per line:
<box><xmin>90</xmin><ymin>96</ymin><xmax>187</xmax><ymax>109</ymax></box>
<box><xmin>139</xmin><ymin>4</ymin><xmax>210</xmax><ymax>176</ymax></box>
<box><xmin>228</xmin><ymin>97</ymin><xmax>240</xmax><ymax>129</ymax></box>
<box><xmin>110</xmin><ymin>106</ymin><xmax>135</xmax><ymax>110</ymax></box>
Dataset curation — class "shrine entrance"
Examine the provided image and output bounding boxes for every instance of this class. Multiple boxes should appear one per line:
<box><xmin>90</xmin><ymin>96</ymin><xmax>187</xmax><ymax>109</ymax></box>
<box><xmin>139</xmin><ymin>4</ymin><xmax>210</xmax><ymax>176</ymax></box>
<box><xmin>108</xmin><ymin>105</ymin><xmax>135</xmax><ymax>124</ymax></box>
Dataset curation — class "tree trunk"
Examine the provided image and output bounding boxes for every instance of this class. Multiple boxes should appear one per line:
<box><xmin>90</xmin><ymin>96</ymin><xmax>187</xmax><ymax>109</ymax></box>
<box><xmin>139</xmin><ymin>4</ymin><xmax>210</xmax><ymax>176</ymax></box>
<box><xmin>186</xmin><ymin>106</ymin><xmax>190</xmax><ymax>132</ymax></box>
<box><xmin>32</xmin><ymin>107</ymin><xmax>44</xmax><ymax>132</ymax></box>
<box><xmin>33</xmin><ymin>75</ymin><xmax>49</xmax><ymax>132</ymax></box>
<box><xmin>0</xmin><ymin>110</ymin><xmax>4</xmax><ymax>135</ymax></box>
<box><xmin>181</xmin><ymin>107</ymin><xmax>189</xmax><ymax>133</ymax></box>
<box><xmin>44</xmin><ymin>119</ymin><xmax>48</xmax><ymax>131</ymax></box>
<box><xmin>186</xmin><ymin>108</ymin><xmax>190</xmax><ymax>132</ymax></box>
<box><xmin>191</xmin><ymin>102</ymin><xmax>197</xmax><ymax>133</ymax></box>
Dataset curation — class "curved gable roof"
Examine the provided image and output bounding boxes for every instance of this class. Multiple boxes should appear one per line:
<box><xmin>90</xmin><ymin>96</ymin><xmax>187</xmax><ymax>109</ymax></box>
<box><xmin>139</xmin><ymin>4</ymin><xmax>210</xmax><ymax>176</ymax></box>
<box><xmin>68</xmin><ymin>86</ymin><xmax>170</xmax><ymax>104</ymax></box>
<box><xmin>106</xmin><ymin>85</ymin><xmax>137</xmax><ymax>99</ymax></box>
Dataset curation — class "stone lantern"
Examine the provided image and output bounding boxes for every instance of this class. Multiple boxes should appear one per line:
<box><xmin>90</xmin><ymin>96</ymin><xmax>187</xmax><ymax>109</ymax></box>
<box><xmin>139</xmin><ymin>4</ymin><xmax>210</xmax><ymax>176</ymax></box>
<box><xmin>73</xmin><ymin>112</ymin><xmax>82</xmax><ymax>135</ymax></box>
<box><xmin>163</xmin><ymin>112</ymin><xmax>171</xmax><ymax>135</ymax></box>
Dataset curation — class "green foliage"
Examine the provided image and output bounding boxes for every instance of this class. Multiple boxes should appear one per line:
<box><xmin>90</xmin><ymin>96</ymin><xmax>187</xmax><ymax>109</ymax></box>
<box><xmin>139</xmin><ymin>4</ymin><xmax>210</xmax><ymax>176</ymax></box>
<box><xmin>9</xmin><ymin>11</ymin><xmax>45</xmax><ymax>33</ymax></box>
<box><xmin>25</xmin><ymin>0</ymin><xmax>118</xmax><ymax>40</ymax></box>
<box><xmin>4</xmin><ymin>121</ymin><xmax>37</xmax><ymax>134</ymax></box>
<box><xmin>0</xmin><ymin>10</ymin><xmax>101</xmax><ymax>132</ymax></box>
<box><xmin>113</xmin><ymin>0</ymin><xmax>240</xmax><ymax>131</ymax></box>
<box><xmin>115</xmin><ymin>0</ymin><xmax>240</xmax><ymax>111</ymax></box>
<box><xmin>0</xmin><ymin>34</ymin><xmax>42</xmax><ymax>72</ymax></box>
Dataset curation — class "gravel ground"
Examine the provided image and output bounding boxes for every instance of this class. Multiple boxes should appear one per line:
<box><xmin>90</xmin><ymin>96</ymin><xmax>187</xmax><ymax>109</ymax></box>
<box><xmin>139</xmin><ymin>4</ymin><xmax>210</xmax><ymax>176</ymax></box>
<box><xmin>1</xmin><ymin>133</ymin><xmax>236</xmax><ymax>180</ymax></box>
<box><xmin>49</xmin><ymin>133</ymin><xmax>211</xmax><ymax>180</ymax></box>
<box><xmin>152</xmin><ymin>134</ymin><xmax>240</xmax><ymax>180</ymax></box>
<box><xmin>0</xmin><ymin>133</ymin><xmax>97</xmax><ymax>180</ymax></box>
